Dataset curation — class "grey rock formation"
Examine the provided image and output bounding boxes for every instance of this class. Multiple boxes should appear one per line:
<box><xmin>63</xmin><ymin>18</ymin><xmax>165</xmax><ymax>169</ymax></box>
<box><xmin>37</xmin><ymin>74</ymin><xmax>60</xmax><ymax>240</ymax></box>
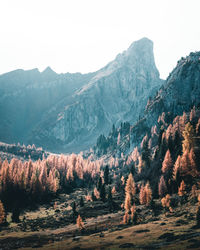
<box><xmin>31</xmin><ymin>38</ymin><xmax>162</xmax><ymax>152</ymax></box>
<box><xmin>131</xmin><ymin>51</ymin><xmax>200</xmax><ymax>147</ymax></box>
<box><xmin>0</xmin><ymin>38</ymin><xmax>162</xmax><ymax>153</ymax></box>
<box><xmin>0</xmin><ymin>68</ymin><xmax>95</xmax><ymax>146</ymax></box>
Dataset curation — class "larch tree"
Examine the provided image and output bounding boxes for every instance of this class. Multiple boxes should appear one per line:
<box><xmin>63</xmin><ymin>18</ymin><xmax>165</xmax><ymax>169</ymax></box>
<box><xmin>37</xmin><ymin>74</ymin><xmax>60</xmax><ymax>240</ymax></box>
<box><xmin>173</xmin><ymin>155</ymin><xmax>181</xmax><ymax>181</ymax></box>
<box><xmin>124</xmin><ymin>193</ymin><xmax>131</xmax><ymax>212</ymax></box>
<box><xmin>125</xmin><ymin>173</ymin><xmax>136</xmax><ymax>197</ymax></box>
<box><xmin>145</xmin><ymin>182</ymin><xmax>152</xmax><ymax>206</ymax></box>
<box><xmin>123</xmin><ymin>211</ymin><xmax>129</xmax><ymax>224</ymax></box>
<box><xmin>162</xmin><ymin>150</ymin><xmax>173</xmax><ymax>173</ymax></box>
<box><xmin>158</xmin><ymin>176</ymin><xmax>167</xmax><ymax>198</ymax></box>
<box><xmin>139</xmin><ymin>182</ymin><xmax>152</xmax><ymax>206</ymax></box>
<box><xmin>189</xmin><ymin>106</ymin><xmax>196</xmax><ymax>123</ymax></box>
<box><xmin>182</xmin><ymin>122</ymin><xmax>195</xmax><ymax>153</ymax></box>
<box><xmin>180</xmin><ymin>149</ymin><xmax>198</xmax><ymax>180</ymax></box>
<box><xmin>76</xmin><ymin>215</ymin><xmax>84</xmax><ymax>230</ymax></box>
<box><xmin>0</xmin><ymin>200</ymin><xmax>5</xmax><ymax>224</ymax></box>
<box><xmin>94</xmin><ymin>187</ymin><xmax>100</xmax><ymax>200</ymax></box>
<box><xmin>189</xmin><ymin>148</ymin><xmax>198</xmax><ymax>177</ymax></box>
<box><xmin>139</xmin><ymin>185</ymin><xmax>145</xmax><ymax>205</ymax></box>
<box><xmin>196</xmin><ymin>119</ymin><xmax>200</xmax><ymax>136</ymax></box>
<box><xmin>130</xmin><ymin>203</ymin><xmax>137</xmax><ymax>224</ymax></box>
<box><xmin>178</xmin><ymin>180</ymin><xmax>186</xmax><ymax>197</ymax></box>
<box><xmin>161</xmin><ymin>194</ymin><xmax>172</xmax><ymax>212</ymax></box>
<box><xmin>162</xmin><ymin>149</ymin><xmax>173</xmax><ymax>180</ymax></box>
<box><xmin>124</xmin><ymin>173</ymin><xmax>136</xmax><ymax>214</ymax></box>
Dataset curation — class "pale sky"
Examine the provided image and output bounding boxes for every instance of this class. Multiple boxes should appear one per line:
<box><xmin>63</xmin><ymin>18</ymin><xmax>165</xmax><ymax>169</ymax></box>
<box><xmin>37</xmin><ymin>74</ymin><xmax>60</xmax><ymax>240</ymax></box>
<box><xmin>0</xmin><ymin>0</ymin><xmax>200</xmax><ymax>79</ymax></box>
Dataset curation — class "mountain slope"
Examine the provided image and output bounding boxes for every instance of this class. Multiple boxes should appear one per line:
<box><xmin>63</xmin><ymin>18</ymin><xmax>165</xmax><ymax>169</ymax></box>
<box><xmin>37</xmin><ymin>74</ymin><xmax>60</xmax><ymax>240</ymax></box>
<box><xmin>0</xmin><ymin>68</ymin><xmax>95</xmax><ymax>144</ymax></box>
<box><xmin>30</xmin><ymin>38</ymin><xmax>162</xmax><ymax>152</ymax></box>
<box><xmin>92</xmin><ymin>51</ymin><xmax>200</xmax><ymax>157</ymax></box>
<box><xmin>0</xmin><ymin>38</ymin><xmax>162</xmax><ymax>153</ymax></box>
<box><xmin>146</xmin><ymin>51</ymin><xmax>200</xmax><ymax>116</ymax></box>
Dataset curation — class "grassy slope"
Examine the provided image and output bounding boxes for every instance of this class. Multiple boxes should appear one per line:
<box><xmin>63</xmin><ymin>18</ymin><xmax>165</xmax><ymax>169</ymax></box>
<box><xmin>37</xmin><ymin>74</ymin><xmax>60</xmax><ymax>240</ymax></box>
<box><xmin>0</xmin><ymin>189</ymin><xmax>200</xmax><ymax>250</ymax></box>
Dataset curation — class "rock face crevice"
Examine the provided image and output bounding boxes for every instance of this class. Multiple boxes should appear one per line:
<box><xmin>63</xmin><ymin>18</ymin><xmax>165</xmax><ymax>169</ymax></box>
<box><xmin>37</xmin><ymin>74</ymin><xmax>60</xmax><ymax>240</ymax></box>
<box><xmin>0</xmin><ymin>38</ymin><xmax>162</xmax><ymax>153</ymax></box>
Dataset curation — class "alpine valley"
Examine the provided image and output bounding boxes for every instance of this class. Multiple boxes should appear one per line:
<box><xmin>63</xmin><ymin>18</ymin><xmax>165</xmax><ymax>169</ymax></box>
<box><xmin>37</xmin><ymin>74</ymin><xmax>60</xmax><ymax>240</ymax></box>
<box><xmin>0</xmin><ymin>38</ymin><xmax>200</xmax><ymax>250</ymax></box>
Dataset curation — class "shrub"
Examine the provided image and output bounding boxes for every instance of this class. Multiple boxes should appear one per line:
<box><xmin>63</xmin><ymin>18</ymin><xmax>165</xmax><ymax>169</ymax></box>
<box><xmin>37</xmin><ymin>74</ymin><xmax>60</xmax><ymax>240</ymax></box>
<box><xmin>161</xmin><ymin>194</ymin><xmax>173</xmax><ymax>212</ymax></box>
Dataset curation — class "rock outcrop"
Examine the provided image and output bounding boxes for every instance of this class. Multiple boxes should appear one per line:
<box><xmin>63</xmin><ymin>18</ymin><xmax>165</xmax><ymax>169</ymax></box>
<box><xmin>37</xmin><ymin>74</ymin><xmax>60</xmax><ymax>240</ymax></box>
<box><xmin>131</xmin><ymin>51</ymin><xmax>200</xmax><ymax>147</ymax></box>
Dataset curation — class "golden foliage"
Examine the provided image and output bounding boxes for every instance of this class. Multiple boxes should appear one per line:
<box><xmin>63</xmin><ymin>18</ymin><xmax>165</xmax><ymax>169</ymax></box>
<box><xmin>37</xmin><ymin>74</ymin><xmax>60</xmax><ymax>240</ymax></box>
<box><xmin>0</xmin><ymin>200</ymin><xmax>5</xmax><ymax>224</ymax></box>
<box><xmin>178</xmin><ymin>180</ymin><xmax>186</xmax><ymax>197</ymax></box>
<box><xmin>125</xmin><ymin>173</ymin><xmax>136</xmax><ymax>197</ymax></box>
<box><xmin>94</xmin><ymin>187</ymin><xmax>100</xmax><ymax>199</ymax></box>
<box><xmin>124</xmin><ymin>193</ymin><xmax>131</xmax><ymax>212</ymax></box>
<box><xmin>161</xmin><ymin>194</ymin><xmax>171</xmax><ymax>209</ymax></box>
<box><xmin>130</xmin><ymin>204</ymin><xmax>136</xmax><ymax>223</ymax></box>
<box><xmin>85</xmin><ymin>194</ymin><xmax>92</xmax><ymax>202</ymax></box>
<box><xmin>76</xmin><ymin>215</ymin><xmax>84</xmax><ymax>230</ymax></box>
<box><xmin>123</xmin><ymin>211</ymin><xmax>129</xmax><ymax>224</ymax></box>
<box><xmin>111</xmin><ymin>186</ymin><xmax>116</xmax><ymax>194</ymax></box>
<box><xmin>182</xmin><ymin>122</ymin><xmax>195</xmax><ymax>153</ymax></box>
<box><xmin>162</xmin><ymin>150</ymin><xmax>173</xmax><ymax>174</ymax></box>
<box><xmin>139</xmin><ymin>182</ymin><xmax>152</xmax><ymax>206</ymax></box>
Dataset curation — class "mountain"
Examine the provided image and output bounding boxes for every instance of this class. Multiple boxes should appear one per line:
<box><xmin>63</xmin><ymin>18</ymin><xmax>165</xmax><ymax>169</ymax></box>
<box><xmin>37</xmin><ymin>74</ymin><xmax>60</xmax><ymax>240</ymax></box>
<box><xmin>0</xmin><ymin>38</ymin><xmax>162</xmax><ymax>153</ymax></box>
<box><xmin>30</xmin><ymin>38</ymin><xmax>162</xmax><ymax>152</ymax></box>
<box><xmin>0</xmin><ymin>68</ymin><xmax>95</xmax><ymax>146</ymax></box>
<box><xmin>146</xmin><ymin>51</ymin><xmax>200</xmax><ymax>117</ymax></box>
<box><xmin>93</xmin><ymin>51</ymin><xmax>200</xmax><ymax>157</ymax></box>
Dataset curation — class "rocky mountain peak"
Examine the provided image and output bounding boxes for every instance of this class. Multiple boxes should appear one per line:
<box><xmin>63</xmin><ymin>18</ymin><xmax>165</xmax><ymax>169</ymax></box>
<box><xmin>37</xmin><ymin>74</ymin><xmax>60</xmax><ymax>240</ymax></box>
<box><xmin>41</xmin><ymin>66</ymin><xmax>57</xmax><ymax>80</ymax></box>
<box><xmin>42</xmin><ymin>66</ymin><xmax>56</xmax><ymax>74</ymax></box>
<box><xmin>127</xmin><ymin>37</ymin><xmax>153</xmax><ymax>55</ymax></box>
<box><xmin>0</xmin><ymin>38</ymin><xmax>163</xmax><ymax>153</ymax></box>
<box><xmin>91</xmin><ymin>37</ymin><xmax>159</xmax><ymax>85</ymax></box>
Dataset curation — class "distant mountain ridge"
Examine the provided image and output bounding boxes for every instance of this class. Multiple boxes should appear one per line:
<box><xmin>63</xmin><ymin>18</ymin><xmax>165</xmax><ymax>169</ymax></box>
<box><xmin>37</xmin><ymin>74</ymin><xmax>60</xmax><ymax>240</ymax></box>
<box><xmin>0</xmin><ymin>38</ymin><xmax>162</xmax><ymax>153</ymax></box>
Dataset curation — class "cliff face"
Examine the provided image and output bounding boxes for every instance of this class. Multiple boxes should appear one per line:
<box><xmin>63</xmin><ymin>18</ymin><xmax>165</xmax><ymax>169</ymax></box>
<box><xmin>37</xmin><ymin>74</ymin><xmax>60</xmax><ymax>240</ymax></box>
<box><xmin>0</xmin><ymin>68</ymin><xmax>95</xmax><ymax>145</ymax></box>
<box><xmin>92</xmin><ymin>51</ymin><xmax>200</xmax><ymax>158</ymax></box>
<box><xmin>130</xmin><ymin>51</ymin><xmax>200</xmax><ymax>147</ymax></box>
<box><xmin>146</xmin><ymin>51</ymin><xmax>200</xmax><ymax>115</ymax></box>
<box><xmin>0</xmin><ymin>38</ymin><xmax>162</xmax><ymax>153</ymax></box>
<box><xmin>31</xmin><ymin>38</ymin><xmax>162</xmax><ymax>152</ymax></box>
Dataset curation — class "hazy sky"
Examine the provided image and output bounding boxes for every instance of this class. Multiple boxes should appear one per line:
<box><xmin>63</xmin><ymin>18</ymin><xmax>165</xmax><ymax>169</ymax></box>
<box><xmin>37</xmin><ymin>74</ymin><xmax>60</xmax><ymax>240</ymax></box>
<box><xmin>0</xmin><ymin>0</ymin><xmax>200</xmax><ymax>79</ymax></box>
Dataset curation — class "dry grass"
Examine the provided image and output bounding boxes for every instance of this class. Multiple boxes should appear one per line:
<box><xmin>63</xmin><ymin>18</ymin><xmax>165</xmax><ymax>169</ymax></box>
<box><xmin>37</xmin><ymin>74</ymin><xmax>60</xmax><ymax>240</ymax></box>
<box><xmin>1</xmin><ymin>189</ymin><xmax>200</xmax><ymax>250</ymax></box>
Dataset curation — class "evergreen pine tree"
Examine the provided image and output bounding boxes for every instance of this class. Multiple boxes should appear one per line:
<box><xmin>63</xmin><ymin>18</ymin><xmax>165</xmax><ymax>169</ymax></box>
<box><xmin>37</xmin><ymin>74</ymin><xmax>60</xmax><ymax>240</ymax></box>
<box><xmin>80</xmin><ymin>196</ymin><xmax>84</xmax><ymax>207</ymax></box>
<box><xmin>97</xmin><ymin>177</ymin><xmax>102</xmax><ymax>191</ymax></box>
<box><xmin>104</xmin><ymin>165</ymin><xmax>109</xmax><ymax>185</ymax></box>
<box><xmin>72</xmin><ymin>201</ymin><xmax>76</xmax><ymax>213</ymax></box>
<box><xmin>100</xmin><ymin>184</ymin><xmax>106</xmax><ymax>202</ymax></box>
<box><xmin>108</xmin><ymin>186</ymin><xmax>114</xmax><ymax>211</ymax></box>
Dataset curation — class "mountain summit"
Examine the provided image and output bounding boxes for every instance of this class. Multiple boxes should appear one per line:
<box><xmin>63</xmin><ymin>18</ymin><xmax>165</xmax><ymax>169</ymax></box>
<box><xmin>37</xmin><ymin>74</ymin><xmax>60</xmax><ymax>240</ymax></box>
<box><xmin>31</xmin><ymin>38</ymin><xmax>162</xmax><ymax>152</ymax></box>
<box><xmin>0</xmin><ymin>38</ymin><xmax>162</xmax><ymax>152</ymax></box>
